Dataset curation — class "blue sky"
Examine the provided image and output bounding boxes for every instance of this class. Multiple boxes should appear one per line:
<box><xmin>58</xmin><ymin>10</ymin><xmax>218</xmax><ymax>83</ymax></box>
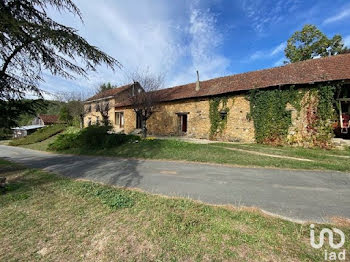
<box><xmin>42</xmin><ymin>0</ymin><xmax>350</xmax><ymax>97</ymax></box>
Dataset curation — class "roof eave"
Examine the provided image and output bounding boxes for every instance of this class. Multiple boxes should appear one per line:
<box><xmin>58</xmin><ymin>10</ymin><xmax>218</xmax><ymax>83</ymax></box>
<box><xmin>84</xmin><ymin>96</ymin><xmax>115</xmax><ymax>104</ymax></box>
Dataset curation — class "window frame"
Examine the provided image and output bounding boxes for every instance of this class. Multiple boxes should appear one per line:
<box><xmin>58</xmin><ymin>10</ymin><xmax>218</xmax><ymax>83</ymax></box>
<box><xmin>115</xmin><ymin>112</ymin><xmax>124</xmax><ymax>128</ymax></box>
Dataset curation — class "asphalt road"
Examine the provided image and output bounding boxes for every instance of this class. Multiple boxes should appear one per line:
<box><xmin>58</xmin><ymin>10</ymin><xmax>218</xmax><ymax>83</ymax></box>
<box><xmin>1</xmin><ymin>145</ymin><xmax>349</xmax><ymax>223</ymax></box>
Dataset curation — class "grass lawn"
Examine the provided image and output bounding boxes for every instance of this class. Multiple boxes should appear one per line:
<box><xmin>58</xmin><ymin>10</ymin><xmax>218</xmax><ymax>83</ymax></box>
<box><xmin>21</xmin><ymin>135</ymin><xmax>59</xmax><ymax>151</ymax></box>
<box><xmin>54</xmin><ymin>139</ymin><xmax>350</xmax><ymax>172</ymax></box>
<box><xmin>1</xmin><ymin>159</ymin><xmax>349</xmax><ymax>261</ymax></box>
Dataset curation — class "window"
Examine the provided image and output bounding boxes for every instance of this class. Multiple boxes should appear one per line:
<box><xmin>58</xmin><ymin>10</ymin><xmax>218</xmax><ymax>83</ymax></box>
<box><xmin>96</xmin><ymin>116</ymin><xmax>100</xmax><ymax>125</ymax></box>
<box><xmin>115</xmin><ymin>112</ymin><xmax>124</xmax><ymax>128</ymax></box>
<box><xmin>95</xmin><ymin>103</ymin><xmax>100</xmax><ymax>112</ymax></box>
<box><xmin>87</xmin><ymin>105</ymin><xmax>91</xmax><ymax>112</ymax></box>
<box><xmin>88</xmin><ymin>117</ymin><xmax>91</xmax><ymax>126</ymax></box>
<box><xmin>220</xmin><ymin>111</ymin><xmax>227</xmax><ymax>120</ymax></box>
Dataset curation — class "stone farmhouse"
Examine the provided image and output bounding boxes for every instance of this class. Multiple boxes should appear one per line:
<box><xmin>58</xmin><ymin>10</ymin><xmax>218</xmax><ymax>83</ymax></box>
<box><xmin>84</xmin><ymin>54</ymin><xmax>350</xmax><ymax>144</ymax></box>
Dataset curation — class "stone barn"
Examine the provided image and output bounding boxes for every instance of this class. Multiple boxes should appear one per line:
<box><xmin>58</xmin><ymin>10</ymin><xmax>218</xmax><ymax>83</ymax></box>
<box><xmin>84</xmin><ymin>54</ymin><xmax>350</xmax><ymax>146</ymax></box>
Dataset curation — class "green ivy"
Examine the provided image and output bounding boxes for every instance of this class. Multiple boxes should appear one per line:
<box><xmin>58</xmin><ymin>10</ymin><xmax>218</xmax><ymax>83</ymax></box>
<box><xmin>249</xmin><ymin>86</ymin><xmax>303</xmax><ymax>144</ymax></box>
<box><xmin>249</xmin><ymin>84</ymin><xmax>337</xmax><ymax>147</ymax></box>
<box><xmin>317</xmin><ymin>85</ymin><xmax>336</xmax><ymax>122</ymax></box>
<box><xmin>305</xmin><ymin>85</ymin><xmax>336</xmax><ymax>147</ymax></box>
<box><xmin>209</xmin><ymin>97</ymin><xmax>230</xmax><ymax>139</ymax></box>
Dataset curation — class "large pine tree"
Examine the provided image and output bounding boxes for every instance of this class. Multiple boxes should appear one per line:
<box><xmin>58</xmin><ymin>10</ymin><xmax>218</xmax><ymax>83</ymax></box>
<box><xmin>0</xmin><ymin>0</ymin><xmax>121</xmax><ymax>100</ymax></box>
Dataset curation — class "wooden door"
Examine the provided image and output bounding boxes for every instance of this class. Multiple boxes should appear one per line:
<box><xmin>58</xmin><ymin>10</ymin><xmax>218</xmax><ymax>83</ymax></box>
<box><xmin>181</xmin><ymin>115</ymin><xmax>187</xmax><ymax>133</ymax></box>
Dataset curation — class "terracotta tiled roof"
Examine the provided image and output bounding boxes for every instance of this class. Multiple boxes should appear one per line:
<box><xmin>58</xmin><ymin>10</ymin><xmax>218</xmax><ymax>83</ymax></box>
<box><xmin>114</xmin><ymin>54</ymin><xmax>350</xmax><ymax>107</ymax></box>
<box><xmin>39</xmin><ymin>115</ymin><xmax>59</xmax><ymax>124</ymax></box>
<box><xmin>85</xmin><ymin>84</ymin><xmax>133</xmax><ymax>102</ymax></box>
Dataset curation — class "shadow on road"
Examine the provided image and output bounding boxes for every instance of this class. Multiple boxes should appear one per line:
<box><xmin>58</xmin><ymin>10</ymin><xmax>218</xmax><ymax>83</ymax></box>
<box><xmin>2</xmin><ymin>153</ymin><xmax>143</xmax><ymax>188</ymax></box>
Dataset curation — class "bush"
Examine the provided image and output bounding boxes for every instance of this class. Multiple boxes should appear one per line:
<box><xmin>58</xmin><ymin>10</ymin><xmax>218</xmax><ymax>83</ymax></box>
<box><xmin>9</xmin><ymin>124</ymin><xmax>66</xmax><ymax>146</ymax></box>
<box><xmin>0</xmin><ymin>128</ymin><xmax>12</xmax><ymax>140</ymax></box>
<box><xmin>103</xmin><ymin>133</ymin><xmax>140</xmax><ymax>148</ymax></box>
<box><xmin>48</xmin><ymin>125</ymin><xmax>140</xmax><ymax>151</ymax></box>
<box><xmin>64</xmin><ymin>126</ymin><xmax>81</xmax><ymax>134</ymax></box>
<box><xmin>78</xmin><ymin>125</ymin><xmax>111</xmax><ymax>149</ymax></box>
<box><xmin>47</xmin><ymin>132</ymin><xmax>80</xmax><ymax>151</ymax></box>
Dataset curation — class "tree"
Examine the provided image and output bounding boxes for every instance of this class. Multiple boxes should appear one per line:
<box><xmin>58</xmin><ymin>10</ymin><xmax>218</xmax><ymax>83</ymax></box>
<box><xmin>16</xmin><ymin>99</ymin><xmax>65</xmax><ymax>126</ymax></box>
<box><xmin>0</xmin><ymin>0</ymin><xmax>121</xmax><ymax>100</ymax></box>
<box><xmin>96</xmin><ymin>82</ymin><xmax>114</xmax><ymax>94</ymax></box>
<box><xmin>0</xmin><ymin>99</ymin><xmax>46</xmax><ymax>129</ymax></box>
<box><xmin>59</xmin><ymin>105</ymin><xmax>73</xmax><ymax>125</ymax></box>
<box><xmin>339</xmin><ymin>47</ymin><xmax>350</xmax><ymax>54</ymax></box>
<box><xmin>129</xmin><ymin>70</ymin><xmax>164</xmax><ymax>137</ymax></box>
<box><xmin>55</xmin><ymin>91</ymin><xmax>87</xmax><ymax>128</ymax></box>
<box><xmin>94</xmin><ymin>101</ymin><xmax>110</xmax><ymax>126</ymax></box>
<box><xmin>66</xmin><ymin>100</ymin><xmax>84</xmax><ymax>127</ymax></box>
<box><xmin>285</xmin><ymin>25</ymin><xmax>346</xmax><ymax>63</ymax></box>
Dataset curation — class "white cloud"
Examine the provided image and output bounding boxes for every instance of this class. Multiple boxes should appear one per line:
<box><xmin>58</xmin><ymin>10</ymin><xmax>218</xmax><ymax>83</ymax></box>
<box><xmin>270</xmin><ymin>42</ymin><xmax>286</xmax><ymax>56</ymax></box>
<box><xmin>39</xmin><ymin>1</ymin><xmax>230</xmax><ymax>96</ymax></box>
<box><xmin>241</xmin><ymin>0</ymin><xmax>300</xmax><ymax>33</ymax></box>
<box><xmin>170</xmin><ymin>6</ymin><xmax>230</xmax><ymax>86</ymax></box>
<box><xmin>323</xmin><ymin>7</ymin><xmax>350</xmax><ymax>24</ymax></box>
<box><xmin>273</xmin><ymin>57</ymin><xmax>285</xmax><ymax>67</ymax></box>
<box><xmin>344</xmin><ymin>35</ymin><xmax>350</xmax><ymax>47</ymax></box>
<box><xmin>248</xmin><ymin>42</ymin><xmax>286</xmax><ymax>61</ymax></box>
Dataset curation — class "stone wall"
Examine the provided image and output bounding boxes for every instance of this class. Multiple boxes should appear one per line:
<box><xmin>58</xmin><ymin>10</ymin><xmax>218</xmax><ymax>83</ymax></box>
<box><xmin>83</xmin><ymin>98</ymin><xmax>118</xmax><ymax>131</ymax></box>
<box><xmin>147</xmin><ymin>98</ymin><xmax>211</xmax><ymax>139</ymax></box>
<box><xmin>287</xmin><ymin>89</ymin><xmax>320</xmax><ymax>147</ymax></box>
<box><xmin>215</xmin><ymin>95</ymin><xmax>255</xmax><ymax>142</ymax></box>
<box><xmin>114</xmin><ymin>94</ymin><xmax>255</xmax><ymax>143</ymax></box>
<box><xmin>123</xmin><ymin>108</ymin><xmax>136</xmax><ymax>133</ymax></box>
<box><xmin>83</xmin><ymin>86</ymin><xmax>334</xmax><ymax>145</ymax></box>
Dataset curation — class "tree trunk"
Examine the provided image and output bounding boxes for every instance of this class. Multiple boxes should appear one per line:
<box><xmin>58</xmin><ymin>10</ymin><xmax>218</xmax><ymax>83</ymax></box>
<box><xmin>142</xmin><ymin>118</ymin><xmax>147</xmax><ymax>138</ymax></box>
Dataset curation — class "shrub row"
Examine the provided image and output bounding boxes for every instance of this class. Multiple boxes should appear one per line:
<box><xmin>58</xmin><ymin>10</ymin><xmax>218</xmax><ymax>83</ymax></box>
<box><xmin>48</xmin><ymin>125</ymin><xmax>140</xmax><ymax>151</ymax></box>
<box><xmin>9</xmin><ymin>124</ymin><xmax>66</xmax><ymax>146</ymax></box>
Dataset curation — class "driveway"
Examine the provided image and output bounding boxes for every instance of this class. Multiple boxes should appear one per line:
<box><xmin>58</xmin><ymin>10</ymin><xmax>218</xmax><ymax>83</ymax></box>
<box><xmin>1</xmin><ymin>145</ymin><xmax>349</xmax><ymax>223</ymax></box>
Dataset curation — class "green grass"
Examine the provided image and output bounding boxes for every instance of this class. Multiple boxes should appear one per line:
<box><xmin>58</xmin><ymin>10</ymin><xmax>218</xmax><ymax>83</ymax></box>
<box><xmin>214</xmin><ymin>142</ymin><xmax>350</xmax><ymax>157</ymax></box>
<box><xmin>1</xmin><ymin>159</ymin><xmax>348</xmax><ymax>261</ymax></box>
<box><xmin>55</xmin><ymin>139</ymin><xmax>350</xmax><ymax>172</ymax></box>
<box><xmin>21</xmin><ymin>135</ymin><xmax>59</xmax><ymax>151</ymax></box>
<box><xmin>9</xmin><ymin>124</ymin><xmax>66</xmax><ymax>146</ymax></box>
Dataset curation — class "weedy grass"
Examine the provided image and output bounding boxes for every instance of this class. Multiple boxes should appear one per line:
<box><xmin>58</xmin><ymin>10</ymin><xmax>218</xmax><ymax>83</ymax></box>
<box><xmin>1</xmin><ymin>159</ymin><xmax>349</xmax><ymax>261</ymax></box>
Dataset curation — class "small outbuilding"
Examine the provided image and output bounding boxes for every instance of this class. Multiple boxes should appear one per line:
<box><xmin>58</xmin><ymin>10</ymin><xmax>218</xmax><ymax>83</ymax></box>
<box><xmin>12</xmin><ymin>125</ymin><xmax>45</xmax><ymax>139</ymax></box>
<box><xmin>32</xmin><ymin>115</ymin><xmax>59</xmax><ymax>126</ymax></box>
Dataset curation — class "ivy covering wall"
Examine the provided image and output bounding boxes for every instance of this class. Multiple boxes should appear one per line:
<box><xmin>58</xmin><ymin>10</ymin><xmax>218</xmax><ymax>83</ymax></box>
<box><xmin>304</xmin><ymin>85</ymin><xmax>336</xmax><ymax>148</ymax></box>
<box><xmin>248</xmin><ymin>86</ymin><xmax>303</xmax><ymax>144</ymax></box>
<box><xmin>209</xmin><ymin>97</ymin><xmax>230</xmax><ymax>139</ymax></box>
<box><xmin>248</xmin><ymin>85</ymin><xmax>337</xmax><ymax>147</ymax></box>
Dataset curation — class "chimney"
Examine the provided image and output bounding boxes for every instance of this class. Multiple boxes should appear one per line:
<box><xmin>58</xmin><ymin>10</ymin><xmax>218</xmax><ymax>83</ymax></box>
<box><xmin>195</xmin><ymin>70</ymin><xmax>200</xmax><ymax>91</ymax></box>
<box><xmin>132</xmin><ymin>81</ymin><xmax>136</xmax><ymax>96</ymax></box>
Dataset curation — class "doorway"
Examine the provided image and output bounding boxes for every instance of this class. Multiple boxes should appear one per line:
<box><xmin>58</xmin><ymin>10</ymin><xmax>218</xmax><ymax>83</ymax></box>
<box><xmin>136</xmin><ymin>111</ymin><xmax>142</xmax><ymax>129</ymax></box>
<box><xmin>178</xmin><ymin>114</ymin><xmax>187</xmax><ymax>133</ymax></box>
